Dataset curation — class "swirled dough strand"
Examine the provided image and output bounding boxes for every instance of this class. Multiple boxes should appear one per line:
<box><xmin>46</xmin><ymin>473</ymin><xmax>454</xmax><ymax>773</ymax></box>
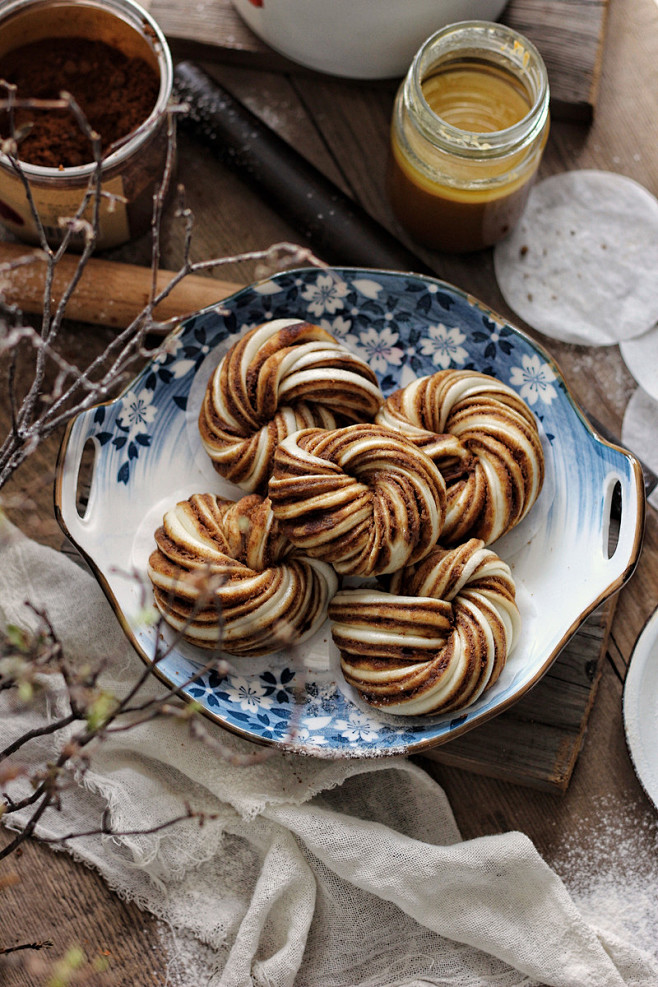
<box><xmin>198</xmin><ymin>318</ymin><xmax>384</xmax><ymax>492</ymax></box>
<box><xmin>268</xmin><ymin>423</ymin><xmax>447</xmax><ymax>576</ymax></box>
<box><xmin>330</xmin><ymin>538</ymin><xmax>520</xmax><ymax>715</ymax></box>
<box><xmin>376</xmin><ymin>369</ymin><xmax>544</xmax><ymax>544</ymax></box>
<box><xmin>148</xmin><ymin>493</ymin><xmax>337</xmax><ymax>656</ymax></box>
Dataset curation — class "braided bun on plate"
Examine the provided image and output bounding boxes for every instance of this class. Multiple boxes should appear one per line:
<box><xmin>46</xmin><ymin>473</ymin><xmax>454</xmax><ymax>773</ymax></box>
<box><xmin>376</xmin><ymin>369</ymin><xmax>544</xmax><ymax>545</ymax></box>
<box><xmin>198</xmin><ymin>318</ymin><xmax>384</xmax><ymax>493</ymax></box>
<box><xmin>148</xmin><ymin>492</ymin><xmax>337</xmax><ymax>656</ymax></box>
<box><xmin>329</xmin><ymin>538</ymin><xmax>520</xmax><ymax>715</ymax></box>
<box><xmin>268</xmin><ymin>422</ymin><xmax>447</xmax><ymax>577</ymax></box>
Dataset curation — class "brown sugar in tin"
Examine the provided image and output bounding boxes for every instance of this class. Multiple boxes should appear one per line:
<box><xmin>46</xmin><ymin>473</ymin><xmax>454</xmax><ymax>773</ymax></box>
<box><xmin>0</xmin><ymin>0</ymin><xmax>173</xmax><ymax>250</ymax></box>
<box><xmin>0</xmin><ymin>36</ymin><xmax>160</xmax><ymax>169</ymax></box>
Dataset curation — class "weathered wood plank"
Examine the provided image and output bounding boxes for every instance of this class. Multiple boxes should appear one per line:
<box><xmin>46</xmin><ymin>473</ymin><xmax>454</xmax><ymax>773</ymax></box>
<box><xmin>500</xmin><ymin>0</ymin><xmax>609</xmax><ymax>121</ymax></box>
<box><xmin>0</xmin><ymin>829</ymin><xmax>165</xmax><ymax>986</ymax></box>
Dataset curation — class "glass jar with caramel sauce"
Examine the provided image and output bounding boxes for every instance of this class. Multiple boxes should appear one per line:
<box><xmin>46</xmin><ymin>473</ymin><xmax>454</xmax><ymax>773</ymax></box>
<box><xmin>388</xmin><ymin>21</ymin><xmax>550</xmax><ymax>253</ymax></box>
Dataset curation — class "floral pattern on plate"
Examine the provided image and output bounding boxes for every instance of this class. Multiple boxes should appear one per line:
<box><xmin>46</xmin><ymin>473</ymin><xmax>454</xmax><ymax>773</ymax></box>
<box><xmin>56</xmin><ymin>267</ymin><xmax>643</xmax><ymax>757</ymax></box>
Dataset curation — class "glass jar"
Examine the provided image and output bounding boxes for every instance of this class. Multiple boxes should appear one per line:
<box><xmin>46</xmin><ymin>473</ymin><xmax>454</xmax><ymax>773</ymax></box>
<box><xmin>387</xmin><ymin>20</ymin><xmax>550</xmax><ymax>254</ymax></box>
<box><xmin>0</xmin><ymin>0</ymin><xmax>173</xmax><ymax>250</ymax></box>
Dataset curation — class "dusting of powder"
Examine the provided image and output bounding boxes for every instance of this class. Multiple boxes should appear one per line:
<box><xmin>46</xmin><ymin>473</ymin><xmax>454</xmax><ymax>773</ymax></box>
<box><xmin>550</xmin><ymin>794</ymin><xmax>658</xmax><ymax>961</ymax></box>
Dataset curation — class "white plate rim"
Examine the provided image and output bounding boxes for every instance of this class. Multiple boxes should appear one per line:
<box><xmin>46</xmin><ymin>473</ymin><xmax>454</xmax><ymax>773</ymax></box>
<box><xmin>623</xmin><ymin>605</ymin><xmax>658</xmax><ymax>810</ymax></box>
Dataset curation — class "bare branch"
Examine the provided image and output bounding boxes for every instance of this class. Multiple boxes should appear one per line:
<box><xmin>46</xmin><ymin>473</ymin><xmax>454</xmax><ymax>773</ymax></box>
<box><xmin>0</xmin><ymin>713</ymin><xmax>79</xmax><ymax>763</ymax></box>
<box><xmin>0</xmin><ymin>82</ymin><xmax>322</xmax><ymax>885</ymax></box>
<box><xmin>0</xmin><ymin>939</ymin><xmax>54</xmax><ymax>956</ymax></box>
<box><xmin>35</xmin><ymin>804</ymin><xmax>221</xmax><ymax>845</ymax></box>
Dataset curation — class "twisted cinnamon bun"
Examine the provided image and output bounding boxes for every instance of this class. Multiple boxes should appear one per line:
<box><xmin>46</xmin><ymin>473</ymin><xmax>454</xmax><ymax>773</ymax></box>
<box><xmin>375</xmin><ymin>369</ymin><xmax>544</xmax><ymax>545</ymax></box>
<box><xmin>148</xmin><ymin>493</ymin><xmax>337</xmax><ymax>656</ymax></box>
<box><xmin>330</xmin><ymin>538</ymin><xmax>520</xmax><ymax>715</ymax></box>
<box><xmin>268</xmin><ymin>423</ymin><xmax>446</xmax><ymax>576</ymax></box>
<box><xmin>198</xmin><ymin>318</ymin><xmax>384</xmax><ymax>492</ymax></box>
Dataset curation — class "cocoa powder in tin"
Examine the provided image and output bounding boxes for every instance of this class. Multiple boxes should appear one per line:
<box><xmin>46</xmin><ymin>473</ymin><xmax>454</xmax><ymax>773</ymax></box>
<box><xmin>0</xmin><ymin>36</ymin><xmax>159</xmax><ymax>168</ymax></box>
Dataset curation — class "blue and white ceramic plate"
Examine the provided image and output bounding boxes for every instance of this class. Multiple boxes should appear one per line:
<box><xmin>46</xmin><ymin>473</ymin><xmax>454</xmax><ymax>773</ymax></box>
<box><xmin>56</xmin><ymin>267</ymin><xmax>645</xmax><ymax>758</ymax></box>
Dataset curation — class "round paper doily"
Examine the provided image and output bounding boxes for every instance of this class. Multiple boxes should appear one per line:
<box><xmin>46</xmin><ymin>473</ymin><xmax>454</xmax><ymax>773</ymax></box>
<box><xmin>621</xmin><ymin>387</ymin><xmax>658</xmax><ymax>511</ymax></box>
<box><xmin>494</xmin><ymin>171</ymin><xmax>658</xmax><ymax>346</ymax></box>
<box><xmin>620</xmin><ymin>325</ymin><xmax>658</xmax><ymax>399</ymax></box>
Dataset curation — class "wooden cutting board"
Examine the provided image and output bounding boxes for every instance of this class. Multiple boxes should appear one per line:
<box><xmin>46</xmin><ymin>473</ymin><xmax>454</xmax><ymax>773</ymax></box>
<box><xmin>421</xmin><ymin>598</ymin><xmax>617</xmax><ymax>793</ymax></box>
<box><xmin>144</xmin><ymin>0</ymin><xmax>610</xmax><ymax>122</ymax></box>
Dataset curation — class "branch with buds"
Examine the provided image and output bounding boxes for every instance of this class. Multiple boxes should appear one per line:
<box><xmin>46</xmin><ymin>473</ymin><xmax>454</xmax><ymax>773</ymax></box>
<box><xmin>0</xmin><ymin>84</ymin><xmax>318</xmax><ymax>969</ymax></box>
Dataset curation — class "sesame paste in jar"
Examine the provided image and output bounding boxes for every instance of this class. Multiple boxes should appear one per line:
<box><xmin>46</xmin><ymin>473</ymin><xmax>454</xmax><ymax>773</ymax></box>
<box><xmin>388</xmin><ymin>59</ymin><xmax>549</xmax><ymax>253</ymax></box>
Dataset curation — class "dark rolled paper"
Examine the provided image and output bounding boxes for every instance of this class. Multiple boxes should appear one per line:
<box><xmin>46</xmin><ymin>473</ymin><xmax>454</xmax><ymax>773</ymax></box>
<box><xmin>173</xmin><ymin>60</ymin><xmax>435</xmax><ymax>276</ymax></box>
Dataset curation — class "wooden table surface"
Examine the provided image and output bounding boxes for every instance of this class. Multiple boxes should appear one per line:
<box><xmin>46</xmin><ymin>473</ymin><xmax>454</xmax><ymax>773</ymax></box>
<box><xmin>2</xmin><ymin>0</ymin><xmax>658</xmax><ymax>981</ymax></box>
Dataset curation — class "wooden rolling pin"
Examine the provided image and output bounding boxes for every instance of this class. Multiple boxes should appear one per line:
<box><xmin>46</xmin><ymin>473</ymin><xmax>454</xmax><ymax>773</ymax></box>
<box><xmin>0</xmin><ymin>241</ymin><xmax>241</xmax><ymax>329</ymax></box>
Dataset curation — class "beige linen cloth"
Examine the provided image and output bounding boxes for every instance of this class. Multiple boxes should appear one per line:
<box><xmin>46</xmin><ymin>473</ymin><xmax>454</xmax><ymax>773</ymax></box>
<box><xmin>1</xmin><ymin>513</ymin><xmax>657</xmax><ymax>987</ymax></box>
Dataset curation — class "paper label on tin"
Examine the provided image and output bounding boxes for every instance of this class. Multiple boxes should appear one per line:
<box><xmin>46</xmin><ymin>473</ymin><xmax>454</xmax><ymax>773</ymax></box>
<box><xmin>0</xmin><ymin>166</ymin><xmax>130</xmax><ymax>248</ymax></box>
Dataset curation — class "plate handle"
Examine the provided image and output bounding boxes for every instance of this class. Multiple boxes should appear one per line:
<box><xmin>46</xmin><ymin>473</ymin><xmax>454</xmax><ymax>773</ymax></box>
<box><xmin>601</xmin><ymin>451</ymin><xmax>645</xmax><ymax>594</ymax></box>
<box><xmin>55</xmin><ymin>407</ymin><xmax>105</xmax><ymax>551</ymax></box>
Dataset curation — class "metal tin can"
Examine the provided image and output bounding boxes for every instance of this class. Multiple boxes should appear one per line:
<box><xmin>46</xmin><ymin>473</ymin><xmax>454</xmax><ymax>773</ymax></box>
<box><xmin>0</xmin><ymin>0</ymin><xmax>173</xmax><ymax>249</ymax></box>
<box><xmin>388</xmin><ymin>20</ymin><xmax>550</xmax><ymax>253</ymax></box>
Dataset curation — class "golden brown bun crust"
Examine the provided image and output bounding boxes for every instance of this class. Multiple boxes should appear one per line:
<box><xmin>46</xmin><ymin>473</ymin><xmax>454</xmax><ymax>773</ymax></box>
<box><xmin>330</xmin><ymin>538</ymin><xmax>521</xmax><ymax>715</ymax></box>
<box><xmin>147</xmin><ymin>492</ymin><xmax>337</xmax><ymax>656</ymax></box>
<box><xmin>198</xmin><ymin>318</ymin><xmax>384</xmax><ymax>493</ymax></box>
<box><xmin>376</xmin><ymin>369</ymin><xmax>544</xmax><ymax>544</ymax></box>
<box><xmin>268</xmin><ymin>423</ymin><xmax>447</xmax><ymax>577</ymax></box>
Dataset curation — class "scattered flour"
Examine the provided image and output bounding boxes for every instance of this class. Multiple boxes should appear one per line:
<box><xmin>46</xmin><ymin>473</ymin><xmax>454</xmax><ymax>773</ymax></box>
<box><xmin>550</xmin><ymin>794</ymin><xmax>658</xmax><ymax>962</ymax></box>
<box><xmin>160</xmin><ymin>921</ymin><xmax>224</xmax><ymax>987</ymax></box>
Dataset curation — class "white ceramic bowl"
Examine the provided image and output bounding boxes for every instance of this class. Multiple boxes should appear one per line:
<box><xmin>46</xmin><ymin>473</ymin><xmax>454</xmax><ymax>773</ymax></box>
<box><xmin>231</xmin><ymin>0</ymin><xmax>509</xmax><ymax>79</ymax></box>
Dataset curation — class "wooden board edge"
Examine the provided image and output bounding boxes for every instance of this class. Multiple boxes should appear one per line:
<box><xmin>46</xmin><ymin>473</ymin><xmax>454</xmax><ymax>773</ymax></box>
<box><xmin>421</xmin><ymin>596</ymin><xmax>618</xmax><ymax>794</ymax></box>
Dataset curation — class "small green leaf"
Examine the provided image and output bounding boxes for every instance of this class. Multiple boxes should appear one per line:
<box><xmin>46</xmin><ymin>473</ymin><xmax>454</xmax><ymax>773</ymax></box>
<box><xmin>134</xmin><ymin>605</ymin><xmax>159</xmax><ymax>627</ymax></box>
<box><xmin>47</xmin><ymin>944</ymin><xmax>87</xmax><ymax>987</ymax></box>
<box><xmin>17</xmin><ymin>680</ymin><xmax>33</xmax><ymax>702</ymax></box>
<box><xmin>86</xmin><ymin>692</ymin><xmax>117</xmax><ymax>731</ymax></box>
<box><xmin>182</xmin><ymin>700</ymin><xmax>202</xmax><ymax>719</ymax></box>
<box><xmin>5</xmin><ymin>624</ymin><xmax>30</xmax><ymax>651</ymax></box>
